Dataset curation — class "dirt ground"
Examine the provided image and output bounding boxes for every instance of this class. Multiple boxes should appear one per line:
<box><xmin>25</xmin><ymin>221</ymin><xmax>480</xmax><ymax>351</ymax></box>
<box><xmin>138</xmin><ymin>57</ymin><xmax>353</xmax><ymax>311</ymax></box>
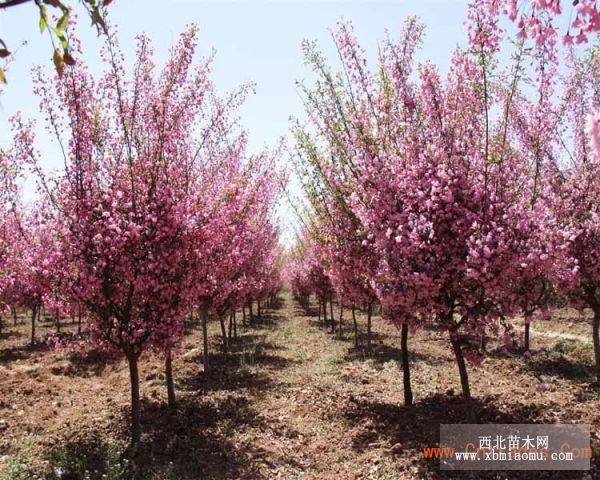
<box><xmin>0</xmin><ymin>293</ymin><xmax>598</xmax><ymax>479</ymax></box>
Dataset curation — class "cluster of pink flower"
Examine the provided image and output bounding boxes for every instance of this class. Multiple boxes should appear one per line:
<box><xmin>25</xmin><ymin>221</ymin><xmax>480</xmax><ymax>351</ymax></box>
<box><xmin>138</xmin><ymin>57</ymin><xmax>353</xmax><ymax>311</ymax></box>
<box><xmin>494</xmin><ymin>0</ymin><xmax>600</xmax><ymax>45</ymax></box>
<box><xmin>286</xmin><ymin>3</ymin><xmax>600</xmax><ymax>414</ymax></box>
<box><xmin>0</xmin><ymin>27</ymin><xmax>283</xmax><ymax>446</ymax></box>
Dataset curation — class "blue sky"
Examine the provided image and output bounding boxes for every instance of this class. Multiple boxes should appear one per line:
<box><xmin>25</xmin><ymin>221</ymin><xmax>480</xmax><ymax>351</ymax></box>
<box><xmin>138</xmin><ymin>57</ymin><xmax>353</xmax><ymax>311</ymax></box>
<box><xmin>0</xmin><ymin>0</ymin><xmax>471</xmax><ymax>241</ymax></box>
<box><xmin>1</xmin><ymin>0</ymin><xmax>470</xmax><ymax>152</ymax></box>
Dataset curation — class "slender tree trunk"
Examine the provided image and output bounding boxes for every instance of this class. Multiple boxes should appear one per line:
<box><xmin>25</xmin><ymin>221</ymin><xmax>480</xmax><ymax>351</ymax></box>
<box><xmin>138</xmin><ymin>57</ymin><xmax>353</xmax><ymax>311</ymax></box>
<box><xmin>0</xmin><ymin>314</ymin><xmax>3</xmax><ymax>335</ymax></box>
<box><xmin>352</xmin><ymin>306</ymin><xmax>359</xmax><ymax>348</ymax></box>
<box><xmin>77</xmin><ymin>305</ymin><xmax>82</xmax><ymax>335</ymax></box>
<box><xmin>318</xmin><ymin>301</ymin><xmax>322</xmax><ymax>323</ymax></box>
<box><xmin>165</xmin><ymin>349</ymin><xmax>176</xmax><ymax>409</ymax></box>
<box><xmin>242</xmin><ymin>305</ymin><xmax>246</xmax><ymax>326</ymax></box>
<box><xmin>127</xmin><ymin>353</ymin><xmax>142</xmax><ymax>449</ymax></box>
<box><xmin>524</xmin><ymin>321</ymin><xmax>530</xmax><ymax>351</ymax></box>
<box><xmin>401</xmin><ymin>323</ymin><xmax>413</xmax><ymax>406</ymax></box>
<box><xmin>200</xmin><ymin>305</ymin><xmax>209</xmax><ymax>372</ymax></box>
<box><xmin>30</xmin><ymin>306</ymin><xmax>37</xmax><ymax>347</ymax></box>
<box><xmin>233</xmin><ymin>309</ymin><xmax>237</xmax><ymax>339</ymax></box>
<box><xmin>228</xmin><ymin>312</ymin><xmax>233</xmax><ymax>343</ymax></box>
<box><xmin>593</xmin><ymin>306</ymin><xmax>600</xmax><ymax>384</ymax></box>
<box><xmin>187</xmin><ymin>308</ymin><xmax>194</xmax><ymax>335</ymax></box>
<box><xmin>329</xmin><ymin>299</ymin><xmax>335</xmax><ymax>333</ymax></box>
<box><xmin>366</xmin><ymin>303</ymin><xmax>372</xmax><ymax>356</ymax></box>
<box><xmin>219</xmin><ymin>315</ymin><xmax>228</xmax><ymax>352</ymax></box>
<box><xmin>257</xmin><ymin>300</ymin><xmax>262</xmax><ymax>319</ymax></box>
<box><xmin>338</xmin><ymin>303</ymin><xmax>343</xmax><ymax>338</ymax></box>
<box><xmin>12</xmin><ymin>306</ymin><xmax>17</xmax><ymax>326</ymax></box>
<box><xmin>449</xmin><ymin>330</ymin><xmax>473</xmax><ymax>421</ymax></box>
<box><xmin>55</xmin><ymin>308</ymin><xmax>61</xmax><ymax>333</ymax></box>
<box><xmin>323</xmin><ymin>300</ymin><xmax>328</xmax><ymax>328</ymax></box>
<box><xmin>249</xmin><ymin>301</ymin><xmax>254</xmax><ymax>325</ymax></box>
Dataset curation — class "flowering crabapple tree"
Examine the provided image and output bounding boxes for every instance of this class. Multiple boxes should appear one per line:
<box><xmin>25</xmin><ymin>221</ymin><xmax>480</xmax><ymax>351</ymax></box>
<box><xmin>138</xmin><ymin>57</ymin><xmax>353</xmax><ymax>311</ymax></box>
<box><xmin>291</xmin><ymin>128</ymin><xmax>378</xmax><ymax>347</ymax></box>
<box><xmin>0</xmin><ymin>147</ymin><xmax>22</xmax><ymax>333</ymax></box>
<box><xmin>0</xmin><ymin>140</ymin><xmax>48</xmax><ymax>341</ymax></box>
<box><xmin>284</xmin><ymin>229</ymin><xmax>335</xmax><ymax>326</ymax></box>
<box><xmin>285</xmin><ymin>240</ymin><xmax>313</xmax><ymax>310</ymax></box>
<box><xmin>294</xmin><ymin>2</ymin><xmax>574</xmax><ymax>415</ymax></box>
<box><xmin>484</xmin><ymin>0</ymin><xmax>600</xmax><ymax>366</ymax></box>
<box><xmin>295</xmin><ymin>17</ymin><xmax>433</xmax><ymax>407</ymax></box>
<box><xmin>188</xmin><ymin>129</ymin><xmax>283</xmax><ymax>368</ymax></box>
<box><xmin>10</xmin><ymin>26</ymin><xmax>255</xmax><ymax>447</ymax></box>
<box><xmin>306</xmin><ymin>242</ymin><xmax>335</xmax><ymax>328</ymax></box>
<box><xmin>547</xmin><ymin>48</ymin><xmax>600</xmax><ymax>382</ymax></box>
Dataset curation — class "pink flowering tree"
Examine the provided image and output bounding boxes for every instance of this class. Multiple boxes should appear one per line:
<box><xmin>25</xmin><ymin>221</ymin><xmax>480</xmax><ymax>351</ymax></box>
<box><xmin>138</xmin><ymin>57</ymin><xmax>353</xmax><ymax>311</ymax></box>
<box><xmin>293</xmin><ymin>5</ymin><xmax>572</xmax><ymax>415</ymax></box>
<box><xmin>0</xmin><ymin>146</ymin><xmax>19</xmax><ymax>331</ymax></box>
<box><xmin>291</xmin><ymin>128</ymin><xmax>378</xmax><ymax>347</ymax></box>
<box><xmin>286</xmin><ymin>241</ymin><xmax>314</xmax><ymax>310</ymax></box>
<box><xmin>295</xmin><ymin>17</ymin><xmax>432</xmax><ymax>407</ymax></box>
<box><xmin>547</xmin><ymin>48</ymin><xmax>600</xmax><ymax>382</ymax></box>
<box><xmin>188</xmin><ymin>130</ymin><xmax>283</xmax><ymax>367</ymax></box>
<box><xmin>0</xmin><ymin>151</ymin><xmax>20</xmax><ymax>332</ymax></box>
<box><xmin>10</xmin><ymin>26</ymin><xmax>249</xmax><ymax>447</ymax></box>
<box><xmin>285</xmin><ymin>228</ymin><xmax>335</xmax><ymax>325</ymax></box>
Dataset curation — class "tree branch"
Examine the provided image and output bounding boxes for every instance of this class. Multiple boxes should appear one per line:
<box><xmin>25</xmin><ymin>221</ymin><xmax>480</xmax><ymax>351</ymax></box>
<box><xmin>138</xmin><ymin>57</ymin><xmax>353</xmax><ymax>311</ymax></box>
<box><xmin>0</xmin><ymin>0</ymin><xmax>34</xmax><ymax>10</ymax></box>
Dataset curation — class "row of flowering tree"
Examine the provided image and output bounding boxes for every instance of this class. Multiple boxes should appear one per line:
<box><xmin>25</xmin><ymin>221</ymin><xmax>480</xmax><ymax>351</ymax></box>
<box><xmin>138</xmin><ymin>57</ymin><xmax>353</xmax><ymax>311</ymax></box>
<box><xmin>285</xmin><ymin>1</ymin><xmax>599</xmax><ymax>417</ymax></box>
<box><xmin>0</xmin><ymin>26</ymin><xmax>283</xmax><ymax>449</ymax></box>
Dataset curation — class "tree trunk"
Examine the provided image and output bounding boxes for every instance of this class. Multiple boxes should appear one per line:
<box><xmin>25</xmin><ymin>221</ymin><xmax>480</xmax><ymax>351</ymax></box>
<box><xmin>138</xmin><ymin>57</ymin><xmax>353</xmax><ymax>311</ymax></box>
<box><xmin>329</xmin><ymin>299</ymin><xmax>335</xmax><ymax>333</ymax></box>
<box><xmin>318</xmin><ymin>301</ymin><xmax>322</xmax><ymax>323</ymax></box>
<box><xmin>127</xmin><ymin>353</ymin><xmax>142</xmax><ymax>449</ymax></box>
<box><xmin>30</xmin><ymin>306</ymin><xmax>37</xmax><ymax>347</ymax></box>
<box><xmin>352</xmin><ymin>306</ymin><xmax>359</xmax><ymax>348</ymax></box>
<box><xmin>248</xmin><ymin>301</ymin><xmax>254</xmax><ymax>325</ymax></box>
<box><xmin>242</xmin><ymin>305</ymin><xmax>246</xmax><ymax>326</ymax></box>
<box><xmin>524</xmin><ymin>321</ymin><xmax>530</xmax><ymax>352</ymax></box>
<box><xmin>12</xmin><ymin>306</ymin><xmax>17</xmax><ymax>326</ymax></box>
<box><xmin>228</xmin><ymin>312</ymin><xmax>233</xmax><ymax>343</ymax></box>
<box><xmin>338</xmin><ymin>303</ymin><xmax>343</xmax><ymax>338</ymax></box>
<box><xmin>401</xmin><ymin>323</ymin><xmax>413</xmax><ymax>406</ymax></box>
<box><xmin>233</xmin><ymin>309</ymin><xmax>237</xmax><ymax>339</ymax></box>
<box><xmin>366</xmin><ymin>303</ymin><xmax>372</xmax><ymax>356</ymax></box>
<box><xmin>257</xmin><ymin>300</ymin><xmax>262</xmax><ymax>319</ymax></box>
<box><xmin>449</xmin><ymin>330</ymin><xmax>473</xmax><ymax>421</ymax></box>
<box><xmin>55</xmin><ymin>308</ymin><xmax>61</xmax><ymax>333</ymax></box>
<box><xmin>77</xmin><ymin>305</ymin><xmax>82</xmax><ymax>335</ymax></box>
<box><xmin>165</xmin><ymin>349</ymin><xmax>176</xmax><ymax>409</ymax></box>
<box><xmin>323</xmin><ymin>300</ymin><xmax>328</xmax><ymax>328</ymax></box>
<box><xmin>593</xmin><ymin>306</ymin><xmax>600</xmax><ymax>384</ymax></box>
<box><xmin>200</xmin><ymin>305</ymin><xmax>209</xmax><ymax>372</ymax></box>
<box><xmin>219</xmin><ymin>315</ymin><xmax>228</xmax><ymax>352</ymax></box>
<box><xmin>186</xmin><ymin>308</ymin><xmax>194</xmax><ymax>335</ymax></box>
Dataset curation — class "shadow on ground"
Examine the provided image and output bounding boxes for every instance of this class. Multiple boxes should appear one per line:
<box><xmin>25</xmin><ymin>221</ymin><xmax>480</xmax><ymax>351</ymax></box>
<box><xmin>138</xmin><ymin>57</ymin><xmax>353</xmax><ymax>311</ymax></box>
<box><xmin>0</xmin><ymin>341</ymin><xmax>49</xmax><ymax>363</ymax></box>
<box><xmin>43</xmin><ymin>299</ymin><xmax>292</xmax><ymax>480</ymax></box>
<box><xmin>343</xmin><ymin>393</ymin><xmax>593</xmax><ymax>479</ymax></box>
<box><xmin>46</xmin><ymin>395</ymin><xmax>273</xmax><ymax>480</ymax></box>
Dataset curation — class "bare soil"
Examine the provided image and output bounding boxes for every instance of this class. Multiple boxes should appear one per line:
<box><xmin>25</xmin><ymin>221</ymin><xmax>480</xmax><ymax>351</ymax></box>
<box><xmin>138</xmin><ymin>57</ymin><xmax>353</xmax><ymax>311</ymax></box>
<box><xmin>0</xmin><ymin>294</ymin><xmax>598</xmax><ymax>479</ymax></box>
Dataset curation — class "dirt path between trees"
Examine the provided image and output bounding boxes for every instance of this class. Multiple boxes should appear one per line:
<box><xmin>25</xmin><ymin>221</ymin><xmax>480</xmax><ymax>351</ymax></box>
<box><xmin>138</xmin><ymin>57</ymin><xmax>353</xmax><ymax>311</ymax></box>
<box><xmin>0</xmin><ymin>293</ymin><xmax>598</xmax><ymax>479</ymax></box>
